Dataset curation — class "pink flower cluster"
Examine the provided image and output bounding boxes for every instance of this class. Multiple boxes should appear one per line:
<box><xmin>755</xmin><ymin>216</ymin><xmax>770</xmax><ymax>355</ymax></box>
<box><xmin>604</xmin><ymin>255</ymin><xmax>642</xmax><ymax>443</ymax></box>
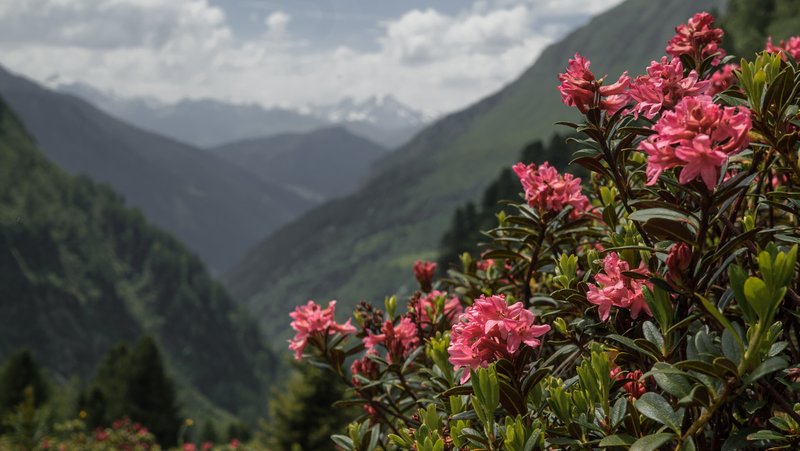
<box><xmin>707</xmin><ymin>64</ymin><xmax>739</xmax><ymax>96</ymax></box>
<box><xmin>288</xmin><ymin>300</ymin><xmax>356</xmax><ymax>360</ymax></box>
<box><xmin>558</xmin><ymin>53</ymin><xmax>630</xmax><ymax>115</ymax></box>
<box><xmin>350</xmin><ymin>353</ymin><xmax>380</xmax><ymax>386</ymax></box>
<box><xmin>666</xmin><ymin>12</ymin><xmax>725</xmax><ymax>64</ymax></box>
<box><xmin>416</xmin><ymin>290</ymin><xmax>463</xmax><ymax>325</ymax></box>
<box><xmin>586</xmin><ymin>252</ymin><xmax>652</xmax><ymax>322</ymax></box>
<box><xmin>512</xmin><ymin>161</ymin><xmax>590</xmax><ymax>219</ymax></box>
<box><xmin>413</xmin><ymin>260</ymin><xmax>437</xmax><ymax>290</ymax></box>
<box><xmin>628</xmin><ymin>56</ymin><xmax>709</xmax><ymax>119</ymax></box>
<box><xmin>448</xmin><ymin>294</ymin><xmax>550</xmax><ymax>383</ymax></box>
<box><xmin>766</xmin><ymin>36</ymin><xmax>800</xmax><ymax>60</ymax></box>
<box><xmin>363</xmin><ymin>317</ymin><xmax>419</xmax><ymax>363</ymax></box>
<box><xmin>638</xmin><ymin>95</ymin><xmax>751</xmax><ymax>189</ymax></box>
<box><xmin>611</xmin><ymin>367</ymin><xmax>647</xmax><ymax>399</ymax></box>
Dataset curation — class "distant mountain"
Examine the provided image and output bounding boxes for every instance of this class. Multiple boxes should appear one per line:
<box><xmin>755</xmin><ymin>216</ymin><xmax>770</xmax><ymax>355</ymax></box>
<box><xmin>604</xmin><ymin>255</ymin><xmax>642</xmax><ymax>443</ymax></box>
<box><xmin>57</xmin><ymin>83</ymin><xmax>429</xmax><ymax>149</ymax></box>
<box><xmin>57</xmin><ymin>82</ymin><xmax>328</xmax><ymax>148</ymax></box>
<box><xmin>212</xmin><ymin>127</ymin><xmax>387</xmax><ymax>202</ymax></box>
<box><xmin>0</xmin><ymin>96</ymin><xmax>273</xmax><ymax>419</ymax></box>
<box><xmin>224</xmin><ymin>0</ymin><xmax>723</xmax><ymax>340</ymax></box>
<box><xmin>0</xmin><ymin>66</ymin><xmax>314</xmax><ymax>272</ymax></box>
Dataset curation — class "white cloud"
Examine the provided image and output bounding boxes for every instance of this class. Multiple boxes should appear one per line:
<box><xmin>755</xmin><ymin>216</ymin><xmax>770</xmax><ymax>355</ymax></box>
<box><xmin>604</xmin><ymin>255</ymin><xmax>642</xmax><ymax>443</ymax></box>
<box><xmin>264</xmin><ymin>10</ymin><xmax>290</xmax><ymax>36</ymax></box>
<box><xmin>0</xmin><ymin>0</ymin><xmax>625</xmax><ymax>115</ymax></box>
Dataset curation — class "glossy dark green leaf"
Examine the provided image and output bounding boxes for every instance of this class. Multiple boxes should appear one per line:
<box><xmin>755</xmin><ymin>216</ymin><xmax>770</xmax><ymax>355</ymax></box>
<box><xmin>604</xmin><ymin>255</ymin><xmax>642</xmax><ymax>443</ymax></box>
<box><xmin>630</xmin><ymin>432</ymin><xmax>676</xmax><ymax>451</ymax></box>
<box><xmin>634</xmin><ymin>392</ymin><xmax>680</xmax><ymax>432</ymax></box>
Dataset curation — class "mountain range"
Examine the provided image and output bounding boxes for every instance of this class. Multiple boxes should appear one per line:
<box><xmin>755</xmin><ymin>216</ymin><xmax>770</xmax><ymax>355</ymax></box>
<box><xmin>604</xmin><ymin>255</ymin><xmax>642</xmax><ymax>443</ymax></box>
<box><xmin>212</xmin><ymin>127</ymin><xmax>388</xmax><ymax>202</ymax></box>
<box><xmin>57</xmin><ymin>83</ymin><xmax>428</xmax><ymax>149</ymax></box>
<box><xmin>223</xmin><ymin>0</ymin><xmax>724</xmax><ymax>340</ymax></box>
<box><xmin>0</xmin><ymin>96</ymin><xmax>272</xmax><ymax>422</ymax></box>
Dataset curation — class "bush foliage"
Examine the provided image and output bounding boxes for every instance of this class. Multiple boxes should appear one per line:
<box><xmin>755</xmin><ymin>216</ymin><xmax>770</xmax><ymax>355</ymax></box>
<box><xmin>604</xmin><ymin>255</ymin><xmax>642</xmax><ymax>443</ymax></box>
<box><xmin>289</xmin><ymin>12</ymin><xmax>800</xmax><ymax>451</ymax></box>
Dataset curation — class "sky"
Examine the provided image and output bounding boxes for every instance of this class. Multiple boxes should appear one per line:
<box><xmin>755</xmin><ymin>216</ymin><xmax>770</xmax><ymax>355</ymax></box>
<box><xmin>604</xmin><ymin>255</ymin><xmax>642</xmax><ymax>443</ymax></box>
<box><xmin>0</xmin><ymin>0</ymin><xmax>625</xmax><ymax>115</ymax></box>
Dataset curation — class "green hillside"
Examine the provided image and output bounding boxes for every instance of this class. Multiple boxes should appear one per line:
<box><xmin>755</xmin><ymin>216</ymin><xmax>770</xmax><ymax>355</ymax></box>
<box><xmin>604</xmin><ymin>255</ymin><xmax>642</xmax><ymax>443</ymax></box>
<box><xmin>226</xmin><ymin>0</ymin><xmax>724</xmax><ymax>340</ymax></box>
<box><xmin>212</xmin><ymin>127</ymin><xmax>387</xmax><ymax>202</ymax></box>
<box><xmin>0</xmin><ymin>97</ymin><xmax>273</xmax><ymax>419</ymax></box>
<box><xmin>0</xmin><ymin>67</ymin><xmax>314</xmax><ymax>272</ymax></box>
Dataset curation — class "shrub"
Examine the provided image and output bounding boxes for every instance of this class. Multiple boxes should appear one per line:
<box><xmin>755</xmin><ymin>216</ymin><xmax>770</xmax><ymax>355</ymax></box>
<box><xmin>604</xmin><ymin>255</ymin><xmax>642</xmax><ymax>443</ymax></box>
<box><xmin>288</xmin><ymin>11</ymin><xmax>800</xmax><ymax>451</ymax></box>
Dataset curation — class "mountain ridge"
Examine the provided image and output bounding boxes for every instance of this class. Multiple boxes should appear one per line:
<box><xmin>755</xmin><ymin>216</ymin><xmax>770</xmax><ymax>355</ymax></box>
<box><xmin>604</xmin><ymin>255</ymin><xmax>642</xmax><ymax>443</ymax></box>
<box><xmin>224</xmin><ymin>0</ymin><xmax>723</xmax><ymax>340</ymax></box>
<box><xmin>212</xmin><ymin>126</ymin><xmax>387</xmax><ymax>202</ymax></box>
<box><xmin>0</xmin><ymin>66</ymin><xmax>314</xmax><ymax>272</ymax></box>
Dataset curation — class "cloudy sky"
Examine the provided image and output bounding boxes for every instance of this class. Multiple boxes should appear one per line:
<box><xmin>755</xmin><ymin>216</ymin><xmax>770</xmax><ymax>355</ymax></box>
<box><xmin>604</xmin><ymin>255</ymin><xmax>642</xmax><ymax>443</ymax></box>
<box><xmin>0</xmin><ymin>0</ymin><xmax>624</xmax><ymax>115</ymax></box>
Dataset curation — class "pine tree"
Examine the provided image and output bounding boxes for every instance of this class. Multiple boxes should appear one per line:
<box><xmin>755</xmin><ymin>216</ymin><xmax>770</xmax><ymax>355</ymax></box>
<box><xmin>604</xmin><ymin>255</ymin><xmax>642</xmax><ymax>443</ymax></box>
<box><xmin>264</xmin><ymin>366</ymin><xmax>350</xmax><ymax>451</ymax></box>
<box><xmin>87</xmin><ymin>343</ymin><xmax>130</xmax><ymax>425</ymax></box>
<box><xmin>123</xmin><ymin>336</ymin><xmax>182</xmax><ymax>447</ymax></box>
<box><xmin>0</xmin><ymin>350</ymin><xmax>48</xmax><ymax>420</ymax></box>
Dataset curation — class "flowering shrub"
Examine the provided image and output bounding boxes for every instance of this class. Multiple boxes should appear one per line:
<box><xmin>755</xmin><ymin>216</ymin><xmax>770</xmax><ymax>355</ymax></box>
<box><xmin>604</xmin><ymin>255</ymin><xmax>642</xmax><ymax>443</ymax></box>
<box><xmin>289</xmin><ymin>12</ymin><xmax>800</xmax><ymax>451</ymax></box>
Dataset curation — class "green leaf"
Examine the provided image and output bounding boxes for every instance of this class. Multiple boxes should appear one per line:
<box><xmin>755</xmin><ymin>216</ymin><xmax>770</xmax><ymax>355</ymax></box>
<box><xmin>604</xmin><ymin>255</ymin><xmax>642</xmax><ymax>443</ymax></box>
<box><xmin>721</xmin><ymin>327</ymin><xmax>743</xmax><ymax>365</ymax></box>
<box><xmin>743</xmin><ymin>357</ymin><xmax>788</xmax><ymax>385</ymax></box>
<box><xmin>331</xmin><ymin>434</ymin><xmax>355</xmax><ymax>451</ymax></box>
<box><xmin>697</xmin><ymin>295</ymin><xmax>745</xmax><ymax>353</ymax></box>
<box><xmin>743</xmin><ymin>277</ymin><xmax>771</xmax><ymax>322</ymax></box>
<box><xmin>650</xmin><ymin>363</ymin><xmax>692</xmax><ymax>398</ymax></box>
<box><xmin>747</xmin><ymin>430</ymin><xmax>787</xmax><ymax>442</ymax></box>
<box><xmin>599</xmin><ymin>434</ymin><xmax>636</xmax><ymax>447</ymax></box>
<box><xmin>630</xmin><ymin>433</ymin><xmax>676</xmax><ymax>451</ymax></box>
<box><xmin>635</xmin><ymin>393</ymin><xmax>680</xmax><ymax>432</ymax></box>
<box><xmin>642</xmin><ymin>321</ymin><xmax>665</xmax><ymax>353</ymax></box>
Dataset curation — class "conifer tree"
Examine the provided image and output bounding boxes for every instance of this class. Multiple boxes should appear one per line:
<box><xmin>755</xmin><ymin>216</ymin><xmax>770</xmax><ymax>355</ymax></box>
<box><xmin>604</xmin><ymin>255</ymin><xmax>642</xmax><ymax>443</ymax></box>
<box><xmin>264</xmin><ymin>366</ymin><xmax>350</xmax><ymax>451</ymax></box>
<box><xmin>0</xmin><ymin>350</ymin><xmax>48</xmax><ymax>420</ymax></box>
<box><xmin>124</xmin><ymin>336</ymin><xmax>181</xmax><ymax>447</ymax></box>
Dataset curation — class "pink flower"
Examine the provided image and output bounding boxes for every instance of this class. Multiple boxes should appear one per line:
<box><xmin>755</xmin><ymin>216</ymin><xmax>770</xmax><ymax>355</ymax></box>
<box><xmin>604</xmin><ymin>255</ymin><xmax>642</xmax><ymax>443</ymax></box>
<box><xmin>666</xmin><ymin>12</ymin><xmax>725</xmax><ymax>64</ymax></box>
<box><xmin>476</xmin><ymin>258</ymin><xmax>494</xmax><ymax>271</ymax></box>
<box><xmin>288</xmin><ymin>300</ymin><xmax>356</xmax><ymax>360</ymax></box>
<box><xmin>230</xmin><ymin>439</ymin><xmax>240</xmax><ymax>449</ymax></box>
<box><xmin>628</xmin><ymin>57</ymin><xmax>709</xmax><ymax>119</ymax></box>
<box><xmin>638</xmin><ymin>95</ymin><xmax>751</xmax><ymax>189</ymax></box>
<box><xmin>183</xmin><ymin>444</ymin><xmax>197</xmax><ymax>451</ymax></box>
<box><xmin>201</xmin><ymin>443</ymin><xmax>213</xmax><ymax>451</ymax></box>
<box><xmin>363</xmin><ymin>317</ymin><xmax>419</xmax><ymax>363</ymax></box>
<box><xmin>416</xmin><ymin>290</ymin><xmax>462</xmax><ymax>325</ymax></box>
<box><xmin>413</xmin><ymin>260</ymin><xmax>437</xmax><ymax>290</ymax></box>
<box><xmin>512</xmin><ymin>161</ymin><xmax>590</xmax><ymax>218</ymax></box>
<box><xmin>766</xmin><ymin>36</ymin><xmax>800</xmax><ymax>60</ymax></box>
<box><xmin>666</xmin><ymin>242</ymin><xmax>692</xmax><ymax>281</ymax></box>
<box><xmin>611</xmin><ymin>367</ymin><xmax>647</xmax><ymax>399</ymax></box>
<box><xmin>708</xmin><ymin>64</ymin><xmax>739</xmax><ymax>96</ymax></box>
<box><xmin>558</xmin><ymin>53</ymin><xmax>631</xmax><ymax>115</ymax></box>
<box><xmin>448</xmin><ymin>294</ymin><xmax>550</xmax><ymax>383</ymax></box>
<box><xmin>350</xmin><ymin>353</ymin><xmax>380</xmax><ymax>386</ymax></box>
<box><xmin>586</xmin><ymin>252</ymin><xmax>652</xmax><ymax>322</ymax></box>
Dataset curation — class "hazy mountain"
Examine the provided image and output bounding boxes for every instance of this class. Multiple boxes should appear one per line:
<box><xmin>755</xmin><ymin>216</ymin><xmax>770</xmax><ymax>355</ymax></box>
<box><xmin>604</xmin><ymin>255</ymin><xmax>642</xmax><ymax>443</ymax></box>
<box><xmin>57</xmin><ymin>82</ymin><xmax>328</xmax><ymax>148</ymax></box>
<box><xmin>0</xmin><ymin>96</ymin><xmax>273</xmax><ymax>419</ymax></box>
<box><xmin>223</xmin><ymin>0</ymin><xmax>723</xmax><ymax>340</ymax></box>
<box><xmin>58</xmin><ymin>84</ymin><xmax>429</xmax><ymax>149</ymax></box>
<box><xmin>212</xmin><ymin>127</ymin><xmax>387</xmax><ymax>202</ymax></box>
<box><xmin>0</xmin><ymin>66</ymin><xmax>314</xmax><ymax>272</ymax></box>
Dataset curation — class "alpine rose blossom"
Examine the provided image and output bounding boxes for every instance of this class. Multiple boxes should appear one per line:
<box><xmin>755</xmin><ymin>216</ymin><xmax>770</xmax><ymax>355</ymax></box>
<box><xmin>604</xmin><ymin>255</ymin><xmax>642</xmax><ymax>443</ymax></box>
<box><xmin>413</xmin><ymin>260</ymin><xmax>437</xmax><ymax>290</ymax></box>
<box><xmin>766</xmin><ymin>36</ymin><xmax>800</xmax><ymax>60</ymax></box>
<box><xmin>363</xmin><ymin>317</ymin><xmax>419</xmax><ymax>363</ymax></box>
<box><xmin>586</xmin><ymin>253</ymin><xmax>652</xmax><ymax>322</ymax></box>
<box><xmin>448</xmin><ymin>294</ymin><xmax>551</xmax><ymax>383</ymax></box>
<box><xmin>611</xmin><ymin>367</ymin><xmax>647</xmax><ymax>399</ymax></box>
<box><xmin>666</xmin><ymin>12</ymin><xmax>725</xmax><ymax>64</ymax></box>
<box><xmin>558</xmin><ymin>53</ymin><xmax>631</xmax><ymax>115</ymax></box>
<box><xmin>416</xmin><ymin>290</ymin><xmax>462</xmax><ymax>325</ymax></box>
<box><xmin>628</xmin><ymin>56</ymin><xmax>709</xmax><ymax>119</ymax></box>
<box><xmin>288</xmin><ymin>300</ymin><xmax>357</xmax><ymax>360</ymax></box>
<box><xmin>512</xmin><ymin>161</ymin><xmax>590</xmax><ymax>218</ymax></box>
<box><xmin>638</xmin><ymin>95</ymin><xmax>751</xmax><ymax>189</ymax></box>
<box><xmin>707</xmin><ymin>64</ymin><xmax>739</xmax><ymax>96</ymax></box>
